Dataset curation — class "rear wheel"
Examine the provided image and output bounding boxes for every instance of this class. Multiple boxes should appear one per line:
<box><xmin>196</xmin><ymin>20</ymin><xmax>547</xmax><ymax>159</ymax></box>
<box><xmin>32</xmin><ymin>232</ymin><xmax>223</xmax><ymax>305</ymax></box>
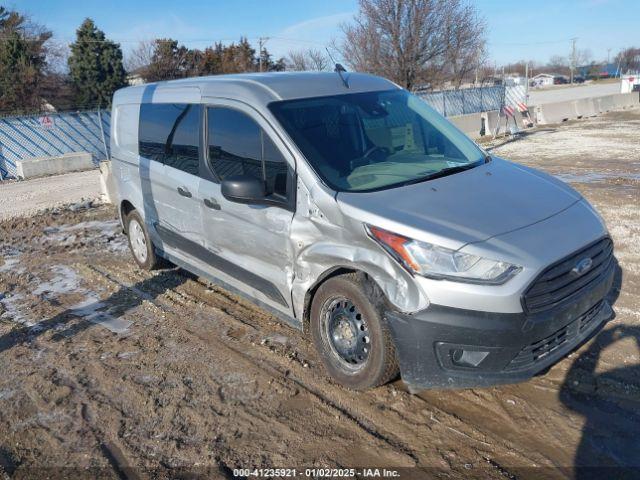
<box><xmin>310</xmin><ymin>273</ymin><xmax>399</xmax><ymax>390</ymax></box>
<box><xmin>125</xmin><ymin>210</ymin><xmax>160</xmax><ymax>270</ymax></box>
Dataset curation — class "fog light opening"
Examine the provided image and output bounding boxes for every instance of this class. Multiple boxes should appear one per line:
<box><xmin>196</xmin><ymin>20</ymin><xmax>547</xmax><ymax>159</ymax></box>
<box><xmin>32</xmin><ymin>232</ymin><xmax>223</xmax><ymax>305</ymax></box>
<box><xmin>450</xmin><ymin>349</ymin><xmax>490</xmax><ymax>368</ymax></box>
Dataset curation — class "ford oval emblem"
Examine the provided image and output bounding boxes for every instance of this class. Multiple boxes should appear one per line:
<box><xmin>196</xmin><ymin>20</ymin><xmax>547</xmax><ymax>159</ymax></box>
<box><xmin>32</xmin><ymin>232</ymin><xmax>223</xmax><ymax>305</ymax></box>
<box><xmin>572</xmin><ymin>257</ymin><xmax>593</xmax><ymax>276</ymax></box>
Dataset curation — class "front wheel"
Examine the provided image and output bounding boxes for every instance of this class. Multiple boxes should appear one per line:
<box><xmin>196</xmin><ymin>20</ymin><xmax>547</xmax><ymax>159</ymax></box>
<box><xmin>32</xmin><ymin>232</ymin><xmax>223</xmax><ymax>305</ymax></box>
<box><xmin>310</xmin><ymin>273</ymin><xmax>399</xmax><ymax>390</ymax></box>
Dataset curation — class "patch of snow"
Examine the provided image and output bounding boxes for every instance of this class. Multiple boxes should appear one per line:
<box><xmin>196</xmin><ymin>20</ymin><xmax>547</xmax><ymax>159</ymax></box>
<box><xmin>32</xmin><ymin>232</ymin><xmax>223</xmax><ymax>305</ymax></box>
<box><xmin>3</xmin><ymin>264</ymin><xmax>131</xmax><ymax>334</ymax></box>
<box><xmin>43</xmin><ymin>219</ymin><xmax>127</xmax><ymax>252</ymax></box>
<box><xmin>554</xmin><ymin>172</ymin><xmax>640</xmax><ymax>184</ymax></box>
<box><xmin>33</xmin><ymin>265</ymin><xmax>80</xmax><ymax>297</ymax></box>
<box><xmin>0</xmin><ymin>246</ymin><xmax>24</xmax><ymax>274</ymax></box>
<box><xmin>69</xmin><ymin>292</ymin><xmax>132</xmax><ymax>334</ymax></box>
<box><xmin>0</xmin><ymin>293</ymin><xmax>33</xmax><ymax>326</ymax></box>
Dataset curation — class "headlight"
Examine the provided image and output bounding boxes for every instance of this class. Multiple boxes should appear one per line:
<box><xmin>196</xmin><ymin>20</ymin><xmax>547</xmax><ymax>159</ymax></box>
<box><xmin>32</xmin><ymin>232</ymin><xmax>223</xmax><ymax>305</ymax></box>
<box><xmin>366</xmin><ymin>225</ymin><xmax>521</xmax><ymax>284</ymax></box>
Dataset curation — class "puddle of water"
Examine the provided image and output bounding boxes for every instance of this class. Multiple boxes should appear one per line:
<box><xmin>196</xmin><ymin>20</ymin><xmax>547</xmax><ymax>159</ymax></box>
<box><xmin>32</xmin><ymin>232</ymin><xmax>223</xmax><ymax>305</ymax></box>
<box><xmin>555</xmin><ymin>172</ymin><xmax>640</xmax><ymax>184</ymax></box>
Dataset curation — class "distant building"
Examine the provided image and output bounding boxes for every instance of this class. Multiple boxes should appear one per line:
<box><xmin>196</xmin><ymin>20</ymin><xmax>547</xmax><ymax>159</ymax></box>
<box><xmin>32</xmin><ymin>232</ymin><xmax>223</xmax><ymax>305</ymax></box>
<box><xmin>531</xmin><ymin>73</ymin><xmax>554</xmax><ymax>88</ymax></box>
<box><xmin>621</xmin><ymin>74</ymin><xmax>640</xmax><ymax>93</ymax></box>
<box><xmin>127</xmin><ymin>67</ymin><xmax>147</xmax><ymax>86</ymax></box>
<box><xmin>504</xmin><ymin>75</ymin><xmax>526</xmax><ymax>87</ymax></box>
<box><xmin>578</xmin><ymin>63</ymin><xmax>620</xmax><ymax>79</ymax></box>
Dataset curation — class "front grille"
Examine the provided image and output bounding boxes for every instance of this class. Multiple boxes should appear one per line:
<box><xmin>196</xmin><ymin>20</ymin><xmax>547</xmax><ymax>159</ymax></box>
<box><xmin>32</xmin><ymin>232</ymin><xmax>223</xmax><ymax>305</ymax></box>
<box><xmin>522</xmin><ymin>237</ymin><xmax>613</xmax><ymax>314</ymax></box>
<box><xmin>506</xmin><ymin>301</ymin><xmax>603</xmax><ymax>371</ymax></box>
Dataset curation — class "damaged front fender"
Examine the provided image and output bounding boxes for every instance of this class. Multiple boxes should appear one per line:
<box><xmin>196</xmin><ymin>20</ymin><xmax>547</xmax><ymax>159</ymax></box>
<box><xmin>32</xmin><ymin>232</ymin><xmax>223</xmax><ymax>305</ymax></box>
<box><xmin>290</xmin><ymin>181</ymin><xmax>430</xmax><ymax>321</ymax></box>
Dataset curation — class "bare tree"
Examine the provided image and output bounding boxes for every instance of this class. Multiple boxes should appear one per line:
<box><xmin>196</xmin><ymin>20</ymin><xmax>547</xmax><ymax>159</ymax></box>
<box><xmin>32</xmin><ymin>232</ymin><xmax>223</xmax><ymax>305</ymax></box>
<box><xmin>337</xmin><ymin>0</ymin><xmax>486</xmax><ymax>90</ymax></box>
<box><xmin>138</xmin><ymin>39</ymin><xmax>191</xmax><ymax>82</ymax></box>
<box><xmin>545</xmin><ymin>55</ymin><xmax>569</xmax><ymax>75</ymax></box>
<box><xmin>126</xmin><ymin>40</ymin><xmax>155</xmax><ymax>73</ymax></box>
<box><xmin>440</xmin><ymin>2</ymin><xmax>487</xmax><ymax>87</ymax></box>
<box><xmin>576</xmin><ymin>48</ymin><xmax>592</xmax><ymax>67</ymax></box>
<box><xmin>286</xmin><ymin>48</ymin><xmax>329</xmax><ymax>71</ymax></box>
<box><xmin>616</xmin><ymin>47</ymin><xmax>640</xmax><ymax>73</ymax></box>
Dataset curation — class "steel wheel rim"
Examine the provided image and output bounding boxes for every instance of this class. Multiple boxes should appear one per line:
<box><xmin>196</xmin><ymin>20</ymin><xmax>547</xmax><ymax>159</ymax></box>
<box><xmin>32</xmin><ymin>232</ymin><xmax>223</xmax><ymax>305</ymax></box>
<box><xmin>322</xmin><ymin>296</ymin><xmax>370</xmax><ymax>371</ymax></box>
<box><xmin>129</xmin><ymin>219</ymin><xmax>148</xmax><ymax>263</ymax></box>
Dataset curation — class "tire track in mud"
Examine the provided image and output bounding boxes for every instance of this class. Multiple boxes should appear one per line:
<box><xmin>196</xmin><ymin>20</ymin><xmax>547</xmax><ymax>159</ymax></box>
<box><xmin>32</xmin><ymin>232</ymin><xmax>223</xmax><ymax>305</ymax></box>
<box><xmin>80</xmin><ymin>400</ymin><xmax>142</xmax><ymax>480</ymax></box>
<box><xmin>84</xmin><ymin>264</ymin><xmax>420</xmax><ymax>467</ymax></box>
<box><xmin>146</xmin><ymin>272</ymin><xmax>539</xmax><ymax>471</ymax></box>
<box><xmin>82</xmin><ymin>260</ymin><xmax>540</xmax><ymax>474</ymax></box>
<box><xmin>2</xmin><ymin>239</ymin><xmax>550</xmax><ymax>474</ymax></box>
<box><xmin>0</xmin><ymin>207</ymin><xmax>575</xmax><ymax>474</ymax></box>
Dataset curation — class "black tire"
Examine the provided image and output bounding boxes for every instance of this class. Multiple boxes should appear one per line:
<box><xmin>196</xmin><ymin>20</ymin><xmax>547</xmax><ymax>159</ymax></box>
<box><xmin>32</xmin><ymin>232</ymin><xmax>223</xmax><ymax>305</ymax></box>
<box><xmin>125</xmin><ymin>210</ymin><xmax>160</xmax><ymax>270</ymax></box>
<box><xmin>310</xmin><ymin>272</ymin><xmax>399</xmax><ymax>390</ymax></box>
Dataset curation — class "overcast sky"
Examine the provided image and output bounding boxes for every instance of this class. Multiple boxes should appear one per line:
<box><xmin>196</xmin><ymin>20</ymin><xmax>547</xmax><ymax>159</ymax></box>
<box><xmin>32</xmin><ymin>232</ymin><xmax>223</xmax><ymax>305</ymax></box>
<box><xmin>12</xmin><ymin>0</ymin><xmax>638</xmax><ymax>66</ymax></box>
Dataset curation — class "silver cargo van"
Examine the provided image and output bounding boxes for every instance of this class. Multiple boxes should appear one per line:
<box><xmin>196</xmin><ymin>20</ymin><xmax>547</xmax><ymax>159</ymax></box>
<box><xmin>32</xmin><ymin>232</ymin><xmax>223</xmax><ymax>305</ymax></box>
<box><xmin>110</xmin><ymin>72</ymin><xmax>615</xmax><ymax>391</ymax></box>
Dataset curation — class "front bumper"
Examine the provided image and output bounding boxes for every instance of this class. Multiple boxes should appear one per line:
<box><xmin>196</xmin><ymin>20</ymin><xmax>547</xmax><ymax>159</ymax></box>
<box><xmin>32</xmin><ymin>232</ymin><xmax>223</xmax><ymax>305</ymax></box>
<box><xmin>386</xmin><ymin>261</ymin><xmax>615</xmax><ymax>391</ymax></box>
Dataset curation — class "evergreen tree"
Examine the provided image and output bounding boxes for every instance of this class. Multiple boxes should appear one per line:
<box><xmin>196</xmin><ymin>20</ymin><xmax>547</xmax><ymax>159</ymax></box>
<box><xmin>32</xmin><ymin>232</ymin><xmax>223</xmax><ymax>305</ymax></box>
<box><xmin>68</xmin><ymin>18</ymin><xmax>126</xmax><ymax>108</ymax></box>
<box><xmin>0</xmin><ymin>6</ymin><xmax>51</xmax><ymax>114</ymax></box>
<box><xmin>137</xmin><ymin>37</ymin><xmax>286</xmax><ymax>81</ymax></box>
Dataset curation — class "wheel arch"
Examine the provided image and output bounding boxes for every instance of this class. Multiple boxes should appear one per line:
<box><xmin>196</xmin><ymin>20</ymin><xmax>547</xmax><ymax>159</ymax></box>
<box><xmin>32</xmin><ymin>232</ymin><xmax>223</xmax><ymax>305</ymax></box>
<box><xmin>302</xmin><ymin>267</ymin><xmax>390</xmax><ymax>334</ymax></box>
<box><xmin>293</xmin><ymin>242</ymin><xmax>430</xmax><ymax>332</ymax></box>
<box><xmin>119</xmin><ymin>199</ymin><xmax>136</xmax><ymax>233</ymax></box>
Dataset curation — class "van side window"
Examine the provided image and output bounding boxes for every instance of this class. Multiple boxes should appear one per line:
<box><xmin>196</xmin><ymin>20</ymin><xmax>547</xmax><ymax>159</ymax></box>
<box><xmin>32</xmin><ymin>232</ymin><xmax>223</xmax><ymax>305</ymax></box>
<box><xmin>139</xmin><ymin>103</ymin><xmax>200</xmax><ymax>175</ymax></box>
<box><xmin>207</xmin><ymin>107</ymin><xmax>289</xmax><ymax>198</ymax></box>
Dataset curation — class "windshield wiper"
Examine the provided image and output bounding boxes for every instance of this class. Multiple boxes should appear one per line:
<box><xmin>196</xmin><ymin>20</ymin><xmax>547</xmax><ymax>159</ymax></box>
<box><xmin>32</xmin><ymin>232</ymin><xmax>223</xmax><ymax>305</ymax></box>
<box><xmin>399</xmin><ymin>161</ymin><xmax>482</xmax><ymax>187</ymax></box>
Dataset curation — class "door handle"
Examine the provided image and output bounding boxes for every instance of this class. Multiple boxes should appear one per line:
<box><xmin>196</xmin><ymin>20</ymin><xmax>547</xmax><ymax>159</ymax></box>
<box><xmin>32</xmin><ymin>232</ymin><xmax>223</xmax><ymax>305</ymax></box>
<box><xmin>204</xmin><ymin>198</ymin><xmax>221</xmax><ymax>210</ymax></box>
<box><xmin>177</xmin><ymin>186</ymin><xmax>192</xmax><ymax>198</ymax></box>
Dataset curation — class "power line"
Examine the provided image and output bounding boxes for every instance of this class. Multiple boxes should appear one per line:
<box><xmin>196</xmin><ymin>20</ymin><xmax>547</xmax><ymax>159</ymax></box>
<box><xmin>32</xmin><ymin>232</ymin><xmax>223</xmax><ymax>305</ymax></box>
<box><xmin>487</xmin><ymin>37</ymin><xmax>577</xmax><ymax>47</ymax></box>
<box><xmin>0</xmin><ymin>34</ymin><xmax>332</xmax><ymax>50</ymax></box>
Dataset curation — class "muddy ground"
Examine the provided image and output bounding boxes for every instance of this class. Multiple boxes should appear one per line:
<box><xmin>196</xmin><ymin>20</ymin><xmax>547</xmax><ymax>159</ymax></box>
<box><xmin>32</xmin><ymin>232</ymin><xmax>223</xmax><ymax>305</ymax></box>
<box><xmin>0</xmin><ymin>109</ymin><xmax>639</xmax><ymax>479</ymax></box>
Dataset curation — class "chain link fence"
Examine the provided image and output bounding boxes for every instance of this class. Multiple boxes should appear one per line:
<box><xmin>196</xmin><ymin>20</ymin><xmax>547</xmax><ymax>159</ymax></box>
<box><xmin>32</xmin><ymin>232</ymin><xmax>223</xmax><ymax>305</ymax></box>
<box><xmin>0</xmin><ymin>110</ymin><xmax>110</xmax><ymax>179</ymax></box>
<box><xmin>417</xmin><ymin>85</ymin><xmax>527</xmax><ymax>117</ymax></box>
<box><xmin>0</xmin><ymin>85</ymin><xmax>529</xmax><ymax>179</ymax></box>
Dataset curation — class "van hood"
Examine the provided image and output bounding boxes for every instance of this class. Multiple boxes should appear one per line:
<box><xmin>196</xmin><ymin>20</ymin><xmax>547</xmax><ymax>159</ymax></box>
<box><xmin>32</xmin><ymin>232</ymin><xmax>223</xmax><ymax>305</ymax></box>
<box><xmin>336</xmin><ymin>158</ymin><xmax>581</xmax><ymax>251</ymax></box>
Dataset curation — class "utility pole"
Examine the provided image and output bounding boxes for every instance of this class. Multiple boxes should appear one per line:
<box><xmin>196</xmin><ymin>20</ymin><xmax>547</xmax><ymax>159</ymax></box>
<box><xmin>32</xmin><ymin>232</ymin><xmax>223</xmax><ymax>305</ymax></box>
<box><xmin>258</xmin><ymin>37</ymin><xmax>269</xmax><ymax>72</ymax></box>
<box><xmin>474</xmin><ymin>45</ymin><xmax>481</xmax><ymax>85</ymax></box>
<box><xmin>570</xmin><ymin>37</ymin><xmax>578</xmax><ymax>84</ymax></box>
<box><xmin>607</xmin><ymin>48</ymin><xmax>612</xmax><ymax>64</ymax></box>
<box><xmin>525</xmin><ymin>61</ymin><xmax>529</xmax><ymax>103</ymax></box>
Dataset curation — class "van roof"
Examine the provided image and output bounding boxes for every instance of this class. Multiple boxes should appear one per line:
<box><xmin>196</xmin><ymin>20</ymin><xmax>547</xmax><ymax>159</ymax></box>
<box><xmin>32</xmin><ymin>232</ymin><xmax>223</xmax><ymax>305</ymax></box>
<box><xmin>112</xmin><ymin>71</ymin><xmax>400</xmax><ymax>106</ymax></box>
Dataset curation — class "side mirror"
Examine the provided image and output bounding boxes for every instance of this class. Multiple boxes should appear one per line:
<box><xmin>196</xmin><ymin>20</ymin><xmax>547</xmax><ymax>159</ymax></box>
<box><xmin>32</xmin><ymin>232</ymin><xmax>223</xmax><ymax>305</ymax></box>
<box><xmin>221</xmin><ymin>174</ymin><xmax>267</xmax><ymax>204</ymax></box>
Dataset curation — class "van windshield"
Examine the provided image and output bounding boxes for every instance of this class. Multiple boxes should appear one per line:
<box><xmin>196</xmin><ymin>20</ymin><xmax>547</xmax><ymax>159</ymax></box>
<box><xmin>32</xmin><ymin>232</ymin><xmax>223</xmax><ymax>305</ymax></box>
<box><xmin>269</xmin><ymin>89</ymin><xmax>486</xmax><ymax>192</ymax></box>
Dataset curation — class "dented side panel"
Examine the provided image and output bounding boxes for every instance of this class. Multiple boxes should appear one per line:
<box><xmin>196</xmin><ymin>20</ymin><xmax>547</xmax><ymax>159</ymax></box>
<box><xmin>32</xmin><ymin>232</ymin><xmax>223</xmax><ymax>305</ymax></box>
<box><xmin>289</xmin><ymin>180</ymin><xmax>430</xmax><ymax>319</ymax></box>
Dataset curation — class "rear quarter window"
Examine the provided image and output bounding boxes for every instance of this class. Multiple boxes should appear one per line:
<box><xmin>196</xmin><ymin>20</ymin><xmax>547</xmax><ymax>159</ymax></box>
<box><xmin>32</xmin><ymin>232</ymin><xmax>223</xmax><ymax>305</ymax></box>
<box><xmin>138</xmin><ymin>103</ymin><xmax>200</xmax><ymax>176</ymax></box>
<box><xmin>113</xmin><ymin>104</ymin><xmax>139</xmax><ymax>156</ymax></box>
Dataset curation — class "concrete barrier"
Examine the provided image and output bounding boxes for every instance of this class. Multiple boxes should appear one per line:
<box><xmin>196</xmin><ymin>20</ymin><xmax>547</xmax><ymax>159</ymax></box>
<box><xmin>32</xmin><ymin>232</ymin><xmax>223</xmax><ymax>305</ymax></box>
<box><xmin>446</xmin><ymin>91</ymin><xmax>638</xmax><ymax>135</ymax></box>
<box><xmin>532</xmin><ymin>92</ymin><xmax>638</xmax><ymax>125</ymax></box>
<box><xmin>536</xmin><ymin>100</ymin><xmax>574</xmax><ymax>124</ymax></box>
<box><xmin>598</xmin><ymin>95</ymin><xmax>616</xmax><ymax>113</ymax></box>
<box><xmin>449</xmin><ymin>112</ymin><xmax>483</xmax><ymax>138</ymax></box>
<box><xmin>486</xmin><ymin>110</ymin><xmax>500</xmax><ymax>131</ymax></box>
<box><xmin>99</xmin><ymin>160</ymin><xmax>116</xmax><ymax>204</ymax></box>
<box><xmin>614</xmin><ymin>92</ymin><xmax>639</xmax><ymax>109</ymax></box>
<box><xmin>575</xmin><ymin>97</ymin><xmax>597</xmax><ymax>118</ymax></box>
<box><xmin>568</xmin><ymin>100</ymin><xmax>579</xmax><ymax>118</ymax></box>
<box><xmin>448</xmin><ymin>110</ymin><xmax>501</xmax><ymax>139</ymax></box>
<box><xmin>16</xmin><ymin>152</ymin><xmax>94</xmax><ymax>179</ymax></box>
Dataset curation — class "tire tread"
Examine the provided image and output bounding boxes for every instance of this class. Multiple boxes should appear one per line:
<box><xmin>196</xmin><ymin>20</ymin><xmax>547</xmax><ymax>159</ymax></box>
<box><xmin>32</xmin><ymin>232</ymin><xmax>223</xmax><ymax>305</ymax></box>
<box><xmin>311</xmin><ymin>272</ymin><xmax>399</xmax><ymax>389</ymax></box>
